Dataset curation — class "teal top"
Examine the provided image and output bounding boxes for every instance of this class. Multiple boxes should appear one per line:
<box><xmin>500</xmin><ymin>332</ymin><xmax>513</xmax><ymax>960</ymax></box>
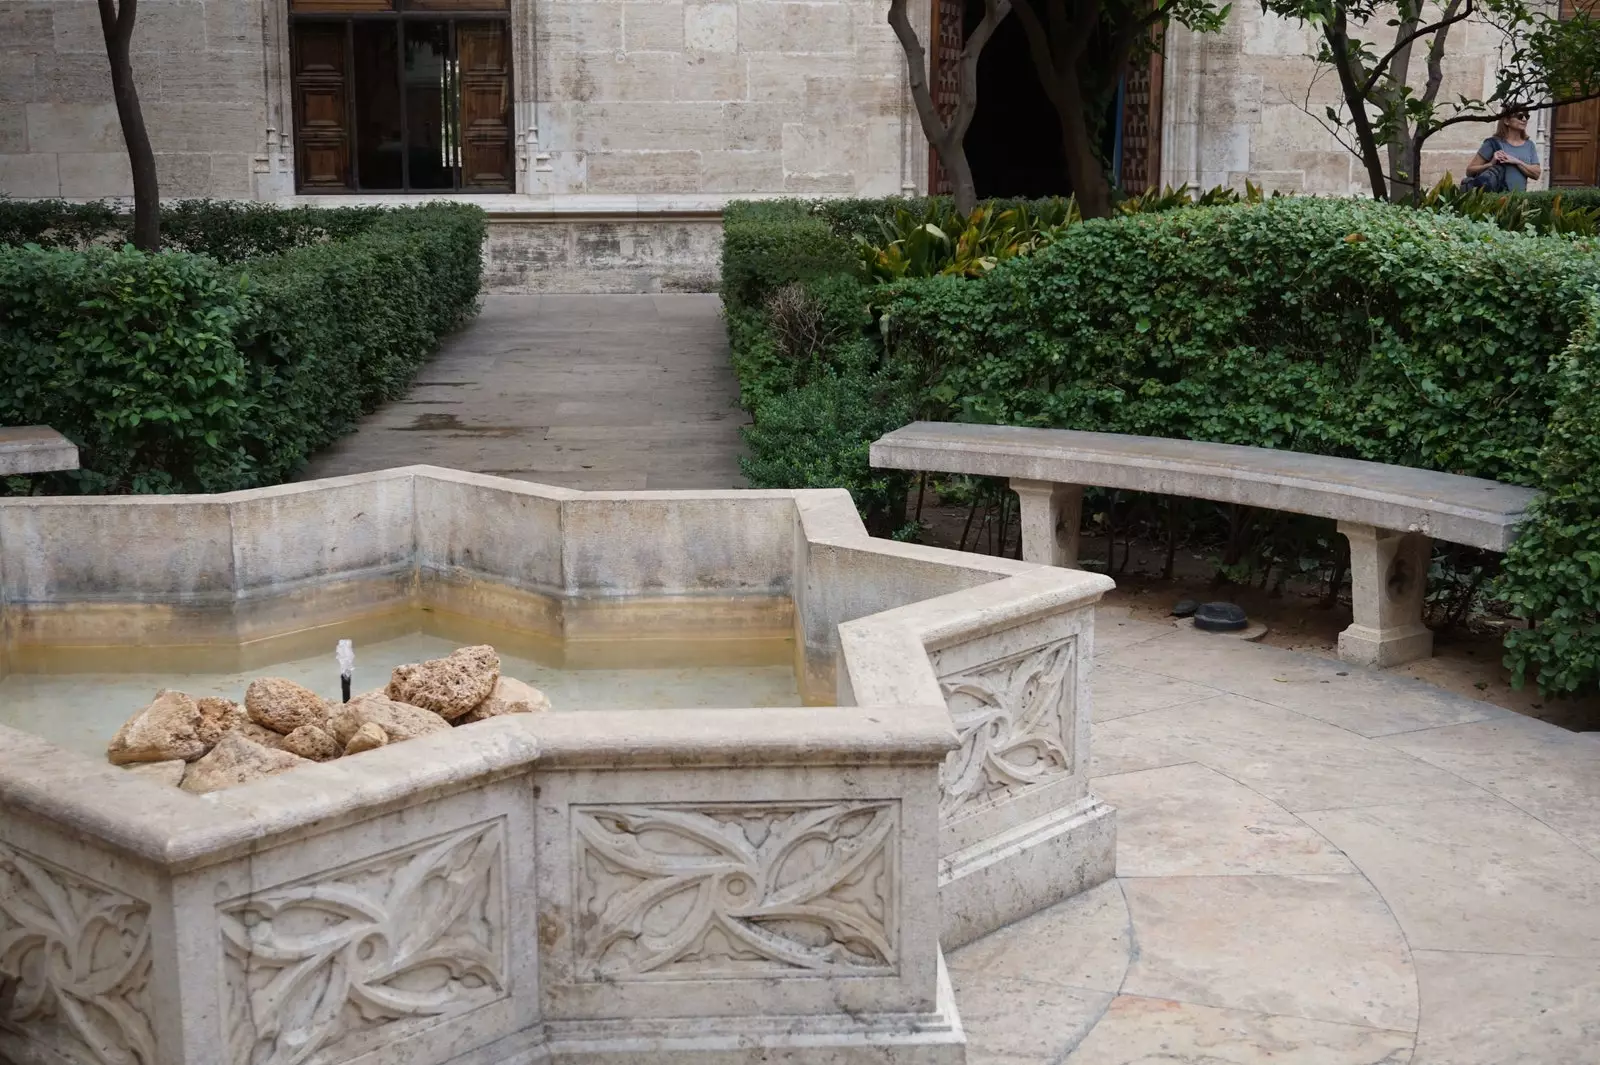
<box><xmin>1478</xmin><ymin>137</ymin><xmax>1540</xmax><ymax>192</ymax></box>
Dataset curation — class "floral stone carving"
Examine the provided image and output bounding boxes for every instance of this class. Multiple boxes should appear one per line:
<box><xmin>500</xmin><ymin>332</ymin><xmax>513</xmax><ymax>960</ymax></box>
<box><xmin>220</xmin><ymin>820</ymin><xmax>507</xmax><ymax>1065</ymax></box>
<box><xmin>934</xmin><ymin>636</ymin><xmax>1077</xmax><ymax>819</ymax></box>
<box><xmin>0</xmin><ymin>841</ymin><xmax>157</xmax><ymax>1065</ymax></box>
<box><xmin>573</xmin><ymin>802</ymin><xmax>899</xmax><ymax>980</ymax></box>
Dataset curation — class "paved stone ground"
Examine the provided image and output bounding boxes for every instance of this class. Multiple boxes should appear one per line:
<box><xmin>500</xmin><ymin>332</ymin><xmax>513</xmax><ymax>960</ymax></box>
<box><xmin>957</xmin><ymin>604</ymin><xmax>1600</xmax><ymax>1065</ymax></box>
<box><xmin>302</xmin><ymin>293</ymin><xmax>1600</xmax><ymax>1062</ymax></box>
<box><xmin>299</xmin><ymin>294</ymin><xmax>745</xmax><ymax>490</ymax></box>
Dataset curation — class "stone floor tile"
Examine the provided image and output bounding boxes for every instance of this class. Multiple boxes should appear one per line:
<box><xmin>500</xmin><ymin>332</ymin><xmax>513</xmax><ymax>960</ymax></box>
<box><xmin>1093</xmin><ymin>763</ymin><xmax>1356</xmax><ymax>877</ymax></box>
<box><xmin>1103</xmin><ymin>631</ymin><xmax>1506</xmax><ymax>737</ymax></box>
<box><xmin>1302</xmin><ymin>798</ymin><xmax>1600</xmax><ymax>957</ymax></box>
<box><xmin>1063</xmin><ymin>996</ymin><xmax>1414</xmax><ymax>1065</ymax></box>
<box><xmin>1090</xmin><ymin>696</ymin><xmax>1486</xmax><ymax>811</ymax></box>
<box><xmin>1091</xmin><ymin>609</ymin><xmax>1176</xmax><ymax>658</ymax></box>
<box><xmin>950</xmin><ymin>973</ymin><xmax>1112</xmax><ymax>1060</ymax></box>
<box><xmin>1120</xmin><ymin>874</ymin><xmax>1416</xmax><ymax>1030</ymax></box>
<box><xmin>1091</xmin><ymin>663</ymin><xmax>1221</xmax><ymax>721</ymax></box>
<box><xmin>1410</xmin><ymin>950</ymin><xmax>1600</xmax><ymax>1065</ymax></box>
<box><xmin>1384</xmin><ymin>716</ymin><xmax>1600</xmax><ymax>859</ymax></box>
<box><xmin>946</xmin><ymin>879</ymin><xmax>1131</xmax><ymax>992</ymax></box>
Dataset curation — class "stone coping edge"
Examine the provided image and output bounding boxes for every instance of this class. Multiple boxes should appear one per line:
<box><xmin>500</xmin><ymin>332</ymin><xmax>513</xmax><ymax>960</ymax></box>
<box><xmin>0</xmin><ymin>701</ymin><xmax>956</xmax><ymax>872</ymax></box>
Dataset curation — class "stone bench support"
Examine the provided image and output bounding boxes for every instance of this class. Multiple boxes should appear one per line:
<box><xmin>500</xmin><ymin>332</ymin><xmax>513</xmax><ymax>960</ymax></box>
<box><xmin>873</xmin><ymin>422</ymin><xmax>1542</xmax><ymax>671</ymax></box>
<box><xmin>1337</xmin><ymin>522</ymin><xmax>1434</xmax><ymax>667</ymax></box>
<box><xmin>0</xmin><ymin>426</ymin><xmax>78</xmax><ymax>476</ymax></box>
<box><xmin>1011</xmin><ymin>478</ymin><xmax>1083</xmax><ymax>569</ymax></box>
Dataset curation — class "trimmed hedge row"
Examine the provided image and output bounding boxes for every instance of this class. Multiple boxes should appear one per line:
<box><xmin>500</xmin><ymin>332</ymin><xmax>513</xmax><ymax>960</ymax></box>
<box><xmin>0</xmin><ymin>198</ymin><xmax>389</xmax><ymax>261</ymax></box>
<box><xmin>1</xmin><ymin>203</ymin><xmax>485</xmax><ymax>494</ymax></box>
<box><xmin>722</xmin><ymin>194</ymin><xmax>1600</xmax><ymax>696</ymax></box>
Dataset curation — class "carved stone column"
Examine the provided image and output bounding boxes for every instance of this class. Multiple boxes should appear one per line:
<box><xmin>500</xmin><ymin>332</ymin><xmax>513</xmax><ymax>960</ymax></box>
<box><xmin>1337</xmin><ymin>521</ymin><xmax>1434</xmax><ymax>667</ymax></box>
<box><xmin>1010</xmin><ymin>479</ymin><xmax>1084</xmax><ymax>568</ymax></box>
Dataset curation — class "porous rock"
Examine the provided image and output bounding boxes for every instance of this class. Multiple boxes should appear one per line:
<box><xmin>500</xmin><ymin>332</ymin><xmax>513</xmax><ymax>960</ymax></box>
<box><xmin>234</xmin><ymin>722</ymin><xmax>286</xmax><ymax>749</ymax></box>
<box><xmin>343</xmin><ymin>721</ymin><xmax>389</xmax><ymax>755</ymax></box>
<box><xmin>280</xmin><ymin>723</ymin><xmax>340</xmax><ymax>762</ymax></box>
<box><xmin>459</xmin><ymin>676</ymin><xmax>551</xmax><ymax>723</ymax></box>
<box><xmin>180</xmin><ymin>732</ymin><xmax>310</xmax><ymax>794</ymax></box>
<box><xmin>330</xmin><ymin>691</ymin><xmax>451</xmax><ymax>746</ymax></box>
<box><xmin>195</xmin><ymin>697</ymin><xmax>247</xmax><ymax>749</ymax></box>
<box><xmin>245</xmin><ymin>677</ymin><xmax>331</xmax><ymax>735</ymax></box>
<box><xmin>387</xmin><ymin>645</ymin><xmax>500</xmax><ymax>721</ymax></box>
<box><xmin>107</xmin><ymin>690</ymin><xmax>207</xmax><ymax>765</ymax></box>
<box><xmin>122</xmin><ymin>759</ymin><xmax>187</xmax><ymax>788</ymax></box>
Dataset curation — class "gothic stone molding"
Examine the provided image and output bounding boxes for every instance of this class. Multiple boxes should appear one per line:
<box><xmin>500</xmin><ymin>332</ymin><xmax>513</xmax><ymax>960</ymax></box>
<box><xmin>934</xmin><ymin>636</ymin><xmax>1078</xmax><ymax>819</ymax></box>
<box><xmin>0</xmin><ymin>841</ymin><xmax>158</xmax><ymax>1065</ymax></box>
<box><xmin>220</xmin><ymin>820</ymin><xmax>508</xmax><ymax>1065</ymax></box>
<box><xmin>573</xmin><ymin>802</ymin><xmax>900</xmax><ymax>981</ymax></box>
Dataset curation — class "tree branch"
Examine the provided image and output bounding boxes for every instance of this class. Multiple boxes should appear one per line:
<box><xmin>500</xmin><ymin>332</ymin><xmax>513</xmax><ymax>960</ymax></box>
<box><xmin>1360</xmin><ymin>0</ymin><xmax>1474</xmax><ymax>98</ymax></box>
<box><xmin>1428</xmin><ymin>89</ymin><xmax>1600</xmax><ymax>133</ymax></box>
<box><xmin>953</xmin><ymin>0</ymin><xmax>1014</xmax><ymax>140</ymax></box>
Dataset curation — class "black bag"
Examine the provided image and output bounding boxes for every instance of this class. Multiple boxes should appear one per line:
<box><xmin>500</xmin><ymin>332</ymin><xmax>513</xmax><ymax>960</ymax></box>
<box><xmin>1463</xmin><ymin>137</ymin><xmax>1510</xmax><ymax>192</ymax></box>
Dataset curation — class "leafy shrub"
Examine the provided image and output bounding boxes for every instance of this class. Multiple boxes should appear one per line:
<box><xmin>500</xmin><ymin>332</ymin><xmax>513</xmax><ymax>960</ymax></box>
<box><xmin>882</xmin><ymin>197</ymin><xmax>1600</xmax><ymax>694</ymax></box>
<box><xmin>1421</xmin><ymin>176</ymin><xmax>1600</xmax><ymax>235</ymax></box>
<box><xmin>1</xmin><ymin>204</ymin><xmax>485</xmax><ymax>494</ymax></box>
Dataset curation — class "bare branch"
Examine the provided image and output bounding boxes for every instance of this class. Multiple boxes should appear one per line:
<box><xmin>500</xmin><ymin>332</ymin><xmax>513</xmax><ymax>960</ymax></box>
<box><xmin>1359</xmin><ymin>0</ymin><xmax>1474</xmax><ymax>98</ymax></box>
<box><xmin>1429</xmin><ymin>89</ymin><xmax>1600</xmax><ymax>133</ymax></box>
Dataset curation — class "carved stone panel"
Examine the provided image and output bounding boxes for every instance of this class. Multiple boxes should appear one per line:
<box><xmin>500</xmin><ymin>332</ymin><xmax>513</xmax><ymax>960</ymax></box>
<box><xmin>220</xmin><ymin>819</ymin><xmax>507</xmax><ymax>1065</ymax></box>
<box><xmin>572</xmin><ymin>802</ymin><xmax>900</xmax><ymax>981</ymax></box>
<box><xmin>935</xmin><ymin>636</ymin><xmax>1077</xmax><ymax>819</ymax></box>
<box><xmin>0</xmin><ymin>841</ymin><xmax>158</xmax><ymax>1065</ymax></box>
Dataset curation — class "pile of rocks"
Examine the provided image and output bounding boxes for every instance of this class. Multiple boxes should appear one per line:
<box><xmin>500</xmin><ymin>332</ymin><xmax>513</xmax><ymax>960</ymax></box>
<box><xmin>105</xmin><ymin>645</ymin><xmax>549</xmax><ymax>795</ymax></box>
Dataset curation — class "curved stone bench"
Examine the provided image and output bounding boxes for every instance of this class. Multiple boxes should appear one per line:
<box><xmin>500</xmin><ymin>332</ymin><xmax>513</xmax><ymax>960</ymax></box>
<box><xmin>0</xmin><ymin>427</ymin><xmax>79</xmax><ymax>476</ymax></box>
<box><xmin>871</xmin><ymin>421</ymin><xmax>1541</xmax><ymax>667</ymax></box>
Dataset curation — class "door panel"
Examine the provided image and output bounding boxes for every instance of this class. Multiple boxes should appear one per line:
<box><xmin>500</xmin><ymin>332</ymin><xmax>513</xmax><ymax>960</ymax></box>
<box><xmin>457</xmin><ymin>21</ymin><xmax>513</xmax><ymax>189</ymax></box>
<box><xmin>1552</xmin><ymin>0</ymin><xmax>1600</xmax><ymax>186</ymax></box>
<box><xmin>292</xmin><ymin>22</ymin><xmax>352</xmax><ymax>190</ymax></box>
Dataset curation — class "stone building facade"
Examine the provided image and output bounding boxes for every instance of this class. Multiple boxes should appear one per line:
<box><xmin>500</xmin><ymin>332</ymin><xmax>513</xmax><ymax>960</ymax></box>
<box><xmin>0</xmin><ymin>0</ymin><xmax>1586</xmax><ymax>290</ymax></box>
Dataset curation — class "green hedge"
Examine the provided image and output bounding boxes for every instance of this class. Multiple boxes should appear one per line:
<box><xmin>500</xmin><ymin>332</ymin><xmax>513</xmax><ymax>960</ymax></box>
<box><xmin>0</xmin><ymin>198</ymin><xmax>387</xmax><ymax>261</ymax></box>
<box><xmin>723</xmin><ymin>194</ymin><xmax>1600</xmax><ymax>695</ymax></box>
<box><xmin>1</xmin><ymin>203</ymin><xmax>485</xmax><ymax>494</ymax></box>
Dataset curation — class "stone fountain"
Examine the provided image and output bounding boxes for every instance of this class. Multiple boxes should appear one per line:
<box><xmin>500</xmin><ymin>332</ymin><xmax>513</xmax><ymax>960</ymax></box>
<box><xmin>0</xmin><ymin>467</ymin><xmax>1115</xmax><ymax>1065</ymax></box>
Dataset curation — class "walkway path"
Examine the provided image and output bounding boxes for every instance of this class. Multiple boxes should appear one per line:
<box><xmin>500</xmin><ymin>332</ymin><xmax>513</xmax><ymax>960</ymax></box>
<box><xmin>959</xmin><ymin>605</ymin><xmax>1600</xmax><ymax>1065</ymax></box>
<box><xmin>299</xmin><ymin>294</ymin><xmax>745</xmax><ymax>490</ymax></box>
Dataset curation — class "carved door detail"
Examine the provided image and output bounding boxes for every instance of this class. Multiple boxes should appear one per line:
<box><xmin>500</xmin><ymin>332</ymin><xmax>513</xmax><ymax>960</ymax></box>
<box><xmin>928</xmin><ymin>0</ymin><xmax>964</xmax><ymax>195</ymax></box>
<box><xmin>1118</xmin><ymin>36</ymin><xmax>1165</xmax><ymax>195</ymax></box>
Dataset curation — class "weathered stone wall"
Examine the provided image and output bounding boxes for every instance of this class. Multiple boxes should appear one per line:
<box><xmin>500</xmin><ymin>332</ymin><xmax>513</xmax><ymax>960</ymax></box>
<box><xmin>483</xmin><ymin>216</ymin><xmax>723</xmax><ymax>292</ymax></box>
<box><xmin>0</xmin><ymin>0</ymin><xmax>923</xmax><ymax>202</ymax></box>
<box><xmin>528</xmin><ymin>0</ymin><xmax>922</xmax><ymax>196</ymax></box>
<box><xmin>0</xmin><ymin>0</ymin><xmax>271</xmax><ymax>200</ymax></box>
<box><xmin>1162</xmin><ymin>5</ymin><xmax>1556</xmax><ymax>195</ymax></box>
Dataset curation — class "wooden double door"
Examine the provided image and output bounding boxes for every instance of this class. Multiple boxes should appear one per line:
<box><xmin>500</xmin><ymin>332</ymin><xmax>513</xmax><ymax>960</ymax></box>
<box><xmin>290</xmin><ymin>0</ymin><xmax>514</xmax><ymax>193</ymax></box>
<box><xmin>1551</xmin><ymin>0</ymin><xmax>1600</xmax><ymax>187</ymax></box>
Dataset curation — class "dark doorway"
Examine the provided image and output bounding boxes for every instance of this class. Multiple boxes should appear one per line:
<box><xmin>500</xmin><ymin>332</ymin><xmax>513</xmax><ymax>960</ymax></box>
<box><xmin>955</xmin><ymin>0</ymin><xmax>1125</xmax><ymax>201</ymax></box>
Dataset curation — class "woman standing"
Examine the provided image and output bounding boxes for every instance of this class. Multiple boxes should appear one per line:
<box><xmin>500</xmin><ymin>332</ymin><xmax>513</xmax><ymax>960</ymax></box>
<box><xmin>1464</xmin><ymin>109</ymin><xmax>1542</xmax><ymax>191</ymax></box>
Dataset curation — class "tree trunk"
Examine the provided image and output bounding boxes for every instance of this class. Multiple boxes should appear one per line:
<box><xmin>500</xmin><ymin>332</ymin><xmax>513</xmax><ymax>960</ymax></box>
<box><xmin>1325</xmin><ymin>15</ymin><xmax>1390</xmax><ymax>201</ymax></box>
<box><xmin>98</xmin><ymin>0</ymin><xmax>159</xmax><ymax>251</ymax></box>
<box><xmin>1057</xmin><ymin>83</ymin><xmax>1114</xmax><ymax>217</ymax></box>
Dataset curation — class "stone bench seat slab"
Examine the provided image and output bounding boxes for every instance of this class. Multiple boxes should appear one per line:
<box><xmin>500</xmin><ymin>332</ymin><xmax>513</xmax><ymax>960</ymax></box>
<box><xmin>871</xmin><ymin>422</ymin><xmax>1538</xmax><ymax>552</ymax></box>
<box><xmin>872</xmin><ymin>422</ymin><xmax>1545</xmax><ymax>669</ymax></box>
<box><xmin>0</xmin><ymin>427</ymin><xmax>80</xmax><ymax>477</ymax></box>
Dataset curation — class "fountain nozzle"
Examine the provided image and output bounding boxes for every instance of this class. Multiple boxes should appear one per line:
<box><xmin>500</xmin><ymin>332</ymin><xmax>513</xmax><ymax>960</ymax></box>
<box><xmin>336</xmin><ymin>639</ymin><xmax>354</xmax><ymax>703</ymax></box>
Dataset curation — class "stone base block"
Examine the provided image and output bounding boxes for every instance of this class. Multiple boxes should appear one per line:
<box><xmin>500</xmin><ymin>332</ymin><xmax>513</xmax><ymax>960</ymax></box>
<box><xmin>538</xmin><ymin>958</ymin><xmax>967</xmax><ymax>1065</ymax></box>
<box><xmin>938</xmin><ymin>797</ymin><xmax>1116</xmax><ymax>950</ymax></box>
<box><xmin>1338</xmin><ymin>622</ymin><xmax>1434</xmax><ymax>668</ymax></box>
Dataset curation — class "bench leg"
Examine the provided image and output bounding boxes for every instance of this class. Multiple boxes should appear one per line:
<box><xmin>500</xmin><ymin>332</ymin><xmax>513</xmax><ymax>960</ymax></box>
<box><xmin>1010</xmin><ymin>479</ymin><xmax>1083</xmax><ymax>568</ymax></box>
<box><xmin>1337</xmin><ymin>522</ymin><xmax>1434</xmax><ymax>667</ymax></box>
